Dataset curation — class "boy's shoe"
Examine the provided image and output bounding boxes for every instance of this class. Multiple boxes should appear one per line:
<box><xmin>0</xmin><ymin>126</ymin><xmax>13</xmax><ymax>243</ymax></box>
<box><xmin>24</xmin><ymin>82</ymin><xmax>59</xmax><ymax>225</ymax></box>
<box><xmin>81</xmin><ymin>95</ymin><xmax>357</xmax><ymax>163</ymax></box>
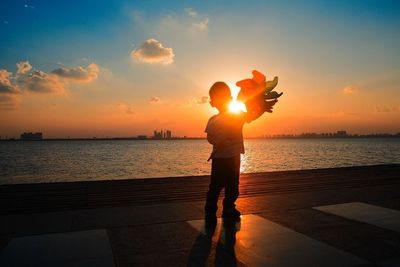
<box><xmin>222</xmin><ymin>208</ymin><xmax>241</xmax><ymax>221</ymax></box>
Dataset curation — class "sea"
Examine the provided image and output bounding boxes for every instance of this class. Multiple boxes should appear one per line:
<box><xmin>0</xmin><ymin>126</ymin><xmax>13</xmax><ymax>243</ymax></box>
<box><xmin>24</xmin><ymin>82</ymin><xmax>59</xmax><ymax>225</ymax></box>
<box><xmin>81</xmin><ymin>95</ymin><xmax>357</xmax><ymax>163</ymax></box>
<box><xmin>1</xmin><ymin>138</ymin><xmax>399</xmax><ymax>185</ymax></box>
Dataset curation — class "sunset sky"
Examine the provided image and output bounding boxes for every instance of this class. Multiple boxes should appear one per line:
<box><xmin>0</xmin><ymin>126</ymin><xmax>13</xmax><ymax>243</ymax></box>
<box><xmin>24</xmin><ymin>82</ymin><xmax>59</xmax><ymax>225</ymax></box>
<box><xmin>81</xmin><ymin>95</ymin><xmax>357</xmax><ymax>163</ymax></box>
<box><xmin>0</xmin><ymin>0</ymin><xmax>399</xmax><ymax>138</ymax></box>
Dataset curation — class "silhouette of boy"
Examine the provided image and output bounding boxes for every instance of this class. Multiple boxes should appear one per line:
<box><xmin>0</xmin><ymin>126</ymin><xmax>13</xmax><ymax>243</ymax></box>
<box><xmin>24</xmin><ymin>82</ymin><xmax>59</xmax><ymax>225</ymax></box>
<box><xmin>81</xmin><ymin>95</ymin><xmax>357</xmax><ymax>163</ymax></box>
<box><xmin>204</xmin><ymin>81</ymin><xmax>277</xmax><ymax>222</ymax></box>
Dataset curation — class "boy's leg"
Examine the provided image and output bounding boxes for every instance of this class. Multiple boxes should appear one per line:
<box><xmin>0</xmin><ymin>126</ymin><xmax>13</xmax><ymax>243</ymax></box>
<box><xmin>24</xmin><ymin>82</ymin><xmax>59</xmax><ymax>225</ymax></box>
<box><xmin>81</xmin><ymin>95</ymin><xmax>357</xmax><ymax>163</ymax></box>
<box><xmin>222</xmin><ymin>155</ymin><xmax>241</xmax><ymax>216</ymax></box>
<box><xmin>204</xmin><ymin>158</ymin><xmax>225</xmax><ymax>215</ymax></box>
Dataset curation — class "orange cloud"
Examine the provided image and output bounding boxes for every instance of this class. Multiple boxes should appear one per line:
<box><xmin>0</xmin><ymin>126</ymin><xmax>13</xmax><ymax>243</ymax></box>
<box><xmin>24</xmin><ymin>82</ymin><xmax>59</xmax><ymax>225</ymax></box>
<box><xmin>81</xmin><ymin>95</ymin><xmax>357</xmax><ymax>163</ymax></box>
<box><xmin>0</xmin><ymin>94</ymin><xmax>19</xmax><ymax>110</ymax></box>
<box><xmin>131</xmin><ymin>39</ymin><xmax>174</xmax><ymax>64</ymax></box>
<box><xmin>16</xmin><ymin>61</ymin><xmax>32</xmax><ymax>75</ymax></box>
<box><xmin>23</xmin><ymin>70</ymin><xmax>66</xmax><ymax>94</ymax></box>
<box><xmin>51</xmin><ymin>63</ymin><xmax>99</xmax><ymax>82</ymax></box>
<box><xmin>117</xmin><ymin>103</ymin><xmax>135</xmax><ymax>115</ymax></box>
<box><xmin>0</xmin><ymin>61</ymin><xmax>102</xmax><ymax>110</ymax></box>
<box><xmin>341</xmin><ymin>85</ymin><xmax>358</xmax><ymax>94</ymax></box>
<box><xmin>7</xmin><ymin>61</ymin><xmax>101</xmax><ymax>94</ymax></box>
<box><xmin>196</xmin><ymin>96</ymin><xmax>209</xmax><ymax>104</ymax></box>
<box><xmin>375</xmin><ymin>105</ymin><xmax>399</xmax><ymax>113</ymax></box>
<box><xmin>0</xmin><ymin>69</ymin><xmax>20</xmax><ymax>94</ymax></box>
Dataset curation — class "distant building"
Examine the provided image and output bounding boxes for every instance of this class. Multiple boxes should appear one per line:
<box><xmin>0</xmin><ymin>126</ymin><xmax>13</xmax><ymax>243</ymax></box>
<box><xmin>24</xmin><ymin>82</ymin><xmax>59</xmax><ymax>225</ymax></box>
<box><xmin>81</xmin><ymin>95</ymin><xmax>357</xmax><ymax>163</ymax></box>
<box><xmin>137</xmin><ymin>135</ymin><xmax>147</xmax><ymax>140</ymax></box>
<box><xmin>153</xmin><ymin>129</ymin><xmax>172</xmax><ymax>139</ymax></box>
<box><xmin>153</xmin><ymin>130</ymin><xmax>163</xmax><ymax>139</ymax></box>
<box><xmin>20</xmin><ymin>132</ymin><xmax>43</xmax><ymax>140</ymax></box>
<box><xmin>166</xmin><ymin>130</ymin><xmax>172</xmax><ymax>139</ymax></box>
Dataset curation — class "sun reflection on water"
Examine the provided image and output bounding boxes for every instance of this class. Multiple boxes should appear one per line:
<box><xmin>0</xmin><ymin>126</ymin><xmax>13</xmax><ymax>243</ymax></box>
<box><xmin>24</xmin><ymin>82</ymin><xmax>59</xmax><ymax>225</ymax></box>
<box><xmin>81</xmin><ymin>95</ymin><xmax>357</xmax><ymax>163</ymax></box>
<box><xmin>1</xmin><ymin>139</ymin><xmax>399</xmax><ymax>184</ymax></box>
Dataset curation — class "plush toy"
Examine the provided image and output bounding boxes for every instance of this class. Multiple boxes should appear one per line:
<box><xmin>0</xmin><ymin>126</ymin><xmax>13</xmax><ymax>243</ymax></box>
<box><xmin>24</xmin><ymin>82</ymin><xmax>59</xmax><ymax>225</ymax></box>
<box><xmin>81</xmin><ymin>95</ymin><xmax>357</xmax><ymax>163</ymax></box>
<box><xmin>236</xmin><ymin>70</ymin><xmax>283</xmax><ymax>113</ymax></box>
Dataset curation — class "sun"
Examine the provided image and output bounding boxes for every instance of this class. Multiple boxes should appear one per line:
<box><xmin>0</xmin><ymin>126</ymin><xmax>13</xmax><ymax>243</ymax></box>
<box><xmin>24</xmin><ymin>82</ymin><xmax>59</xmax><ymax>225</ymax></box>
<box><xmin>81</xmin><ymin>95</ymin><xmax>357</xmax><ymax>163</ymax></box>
<box><xmin>229</xmin><ymin>100</ymin><xmax>247</xmax><ymax>113</ymax></box>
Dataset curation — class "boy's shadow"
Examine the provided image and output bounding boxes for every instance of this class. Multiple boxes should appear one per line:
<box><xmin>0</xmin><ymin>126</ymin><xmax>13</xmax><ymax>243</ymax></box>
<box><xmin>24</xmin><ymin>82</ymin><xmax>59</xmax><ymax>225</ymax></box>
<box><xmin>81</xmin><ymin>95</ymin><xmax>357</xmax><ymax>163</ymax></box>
<box><xmin>187</xmin><ymin>219</ymin><xmax>241</xmax><ymax>267</ymax></box>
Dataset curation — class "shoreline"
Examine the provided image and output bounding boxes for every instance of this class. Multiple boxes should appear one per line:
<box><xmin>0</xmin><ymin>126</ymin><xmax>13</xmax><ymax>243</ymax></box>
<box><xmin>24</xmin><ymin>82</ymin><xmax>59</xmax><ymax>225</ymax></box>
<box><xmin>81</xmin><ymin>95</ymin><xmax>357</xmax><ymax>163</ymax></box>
<box><xmin>0</xmin><ymin>163</ymin><xmax>398</xmax><ymax>186</ymax></box>
<box><xmin>1</xmin><ymin>135</ymin><xmax>400</xmax><ymax>141</ymax></box>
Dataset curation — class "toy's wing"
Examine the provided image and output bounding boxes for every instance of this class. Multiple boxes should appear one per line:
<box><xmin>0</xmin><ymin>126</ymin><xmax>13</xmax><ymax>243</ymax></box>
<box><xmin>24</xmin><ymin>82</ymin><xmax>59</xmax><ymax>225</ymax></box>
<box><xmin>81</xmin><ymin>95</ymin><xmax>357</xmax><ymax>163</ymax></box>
<box><xmin>236</xmin><ymin>78</ymin><xmax>257</xmax><ymax>102</ymax></box>
<box><xmin>236</xmin><ymin>78</ymin><xmax>253</xmax><ymax>88</ymax></box>
<box><xmin>252</xmin><ymin>70</ymin><xmax>266</xmax><ymax>84</ymax></box>
<box><xmin>265</xmin><ymin>76</ymin><xmax>278</xmax><ymax>93</ymax></box>
<box><xmin>266</xmin><ymin>91</ymin><xmax>283</xmax><ymax>100</ymax></box>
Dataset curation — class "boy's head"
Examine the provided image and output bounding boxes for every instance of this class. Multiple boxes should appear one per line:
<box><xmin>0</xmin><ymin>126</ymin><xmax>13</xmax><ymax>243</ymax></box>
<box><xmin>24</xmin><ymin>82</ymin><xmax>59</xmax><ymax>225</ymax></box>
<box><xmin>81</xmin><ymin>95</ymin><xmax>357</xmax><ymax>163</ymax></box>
<box><xmin>209</xmin><ymin>81</ymin><xmax>232</xmax><ymax>112</ymax></box>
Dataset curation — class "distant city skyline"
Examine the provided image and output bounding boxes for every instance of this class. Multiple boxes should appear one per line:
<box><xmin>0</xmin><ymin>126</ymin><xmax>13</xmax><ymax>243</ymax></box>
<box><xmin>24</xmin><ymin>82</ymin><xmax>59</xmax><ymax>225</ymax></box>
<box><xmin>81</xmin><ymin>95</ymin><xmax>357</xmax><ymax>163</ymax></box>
<box><xmin>1</xmin><ymin>1</ymin><xmax>399</xmax><ymax>138</ymax></box>
<box><xmin>1</xmin><ymin>129</ymin><xmax>400</xmax><ymax>141</ymax></box>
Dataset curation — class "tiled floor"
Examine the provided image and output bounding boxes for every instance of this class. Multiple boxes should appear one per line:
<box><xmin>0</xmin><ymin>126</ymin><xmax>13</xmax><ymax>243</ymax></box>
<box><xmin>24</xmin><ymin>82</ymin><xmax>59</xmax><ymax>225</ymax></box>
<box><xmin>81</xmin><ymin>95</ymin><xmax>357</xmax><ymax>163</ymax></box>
<box><xmin>314</xmin><ymin>202</ymin><xmax>400</xmax><ymax>233</ymax></box>
<box><xmin>1</xmin><ymin>183</ymin><xmax>400</xmax><ymax>267</ymax></box>
<box><xmin>187</xmin><ymin>214</ymin><xmax>368</xmax><ymax>267</ymax></box>
<box><xmin>0</xmin><ymin>230</ymin><xmax>115</xmax><ymax>267</ymax></box>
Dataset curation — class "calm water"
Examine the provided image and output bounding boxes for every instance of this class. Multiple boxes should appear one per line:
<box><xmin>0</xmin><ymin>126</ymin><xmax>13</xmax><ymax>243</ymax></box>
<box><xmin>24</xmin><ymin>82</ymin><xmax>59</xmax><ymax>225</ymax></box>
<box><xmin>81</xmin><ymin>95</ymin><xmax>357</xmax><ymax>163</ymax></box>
<box><xmin>0</xmin><ymin>138</ymin><xmax>399</xmax><ymax>184</ymax></box>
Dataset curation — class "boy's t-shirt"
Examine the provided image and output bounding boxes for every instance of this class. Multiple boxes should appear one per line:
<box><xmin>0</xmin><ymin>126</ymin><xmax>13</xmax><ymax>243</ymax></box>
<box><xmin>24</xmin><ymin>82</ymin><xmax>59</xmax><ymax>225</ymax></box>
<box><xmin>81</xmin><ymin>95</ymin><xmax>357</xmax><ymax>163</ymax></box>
<box><xmin>205</xmin><ymin>112</ymin><xmax>245</xmax><ymax>158</ymax></box>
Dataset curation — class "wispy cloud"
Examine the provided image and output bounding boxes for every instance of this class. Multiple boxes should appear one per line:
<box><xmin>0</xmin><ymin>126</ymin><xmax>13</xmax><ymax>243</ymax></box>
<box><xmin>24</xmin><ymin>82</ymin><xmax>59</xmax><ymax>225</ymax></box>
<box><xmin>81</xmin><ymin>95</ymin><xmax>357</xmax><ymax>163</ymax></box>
<box><xmin>184</xmin><ymin>7</ymin><xmax>209</xmax><ymax>31</ymax></box>
<box><xmin>24</xmin><ymin>3</ymin><xmax>35</xmax><ymax>9</ymax></box>
<box><xmin>196</xmin><ymin>96</ymin><xmax>208</xmax><ymax>104</ymax></box>
<box><xmin>149</xmin><ymin>96</ymin><xmax>161</xmax><ymax>104</ymax></box>
<box><xmin>117</xmin><ymin>103</ymin><xmax>135</xmax><ymax>115</ymax></box>
<box><xmin>161</xmin><ymin>7</ymin><xmax>210</xmax><ymax>32</ymax></box>
<box><xmin>131</xmin><ymin>8</ymin><xmax>210</xmax><ymax>38</ymax></box>
<box><xmin>375</xmin><ymin>105</ymin><xmax>399</xmax><ymax>113</ymax></box>
<box><xmin>0</xmin><ymin>94</ymin><xmax>19</xmax><ymax>110</ymax></box>
<box><xmin>192</xmin><ymin>17</ymin><xmax>209</xmax><ymax>31</ymax></box>
<box><xmin>341</xmin><ymin>85</ymin><xmax>358</xmax><ymax>94</ymax></box>
<box><xmin>185</xmin><ymin>8</ymin><xmax>197</xmax><ymax>18</ymax></box>
<box><xmin>131</xmin><ymin>39</ymin><xmax>174</xmax><ymax>64</ymax></box>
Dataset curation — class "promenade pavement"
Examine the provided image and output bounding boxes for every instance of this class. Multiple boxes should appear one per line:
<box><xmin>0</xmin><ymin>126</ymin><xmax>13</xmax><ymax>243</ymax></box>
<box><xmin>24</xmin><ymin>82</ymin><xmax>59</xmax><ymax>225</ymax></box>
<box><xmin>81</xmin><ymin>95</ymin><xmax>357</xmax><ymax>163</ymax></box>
<box><xmin>1</xmin><ymin>164</ymin><xmax>399</xmax><ymax>266</ymax></box>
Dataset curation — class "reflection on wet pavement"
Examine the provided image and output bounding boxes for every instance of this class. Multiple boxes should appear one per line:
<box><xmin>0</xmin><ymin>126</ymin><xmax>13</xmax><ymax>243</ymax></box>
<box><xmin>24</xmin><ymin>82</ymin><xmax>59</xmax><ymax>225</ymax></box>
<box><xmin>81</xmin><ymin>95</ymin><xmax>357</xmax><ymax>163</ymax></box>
<box><xmin>187</xmin><ymin>214</ymin><xmax>367</xmax><ymax>267</ymax></box>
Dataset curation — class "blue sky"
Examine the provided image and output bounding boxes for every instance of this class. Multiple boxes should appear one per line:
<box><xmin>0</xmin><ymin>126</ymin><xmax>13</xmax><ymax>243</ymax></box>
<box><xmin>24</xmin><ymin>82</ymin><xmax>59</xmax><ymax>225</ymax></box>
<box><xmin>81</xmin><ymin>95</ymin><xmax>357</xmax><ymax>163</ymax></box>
<box><xmin>2</xmin><ymin>0</ymin><xmax>399</xmax><ymax>70</ymax></box>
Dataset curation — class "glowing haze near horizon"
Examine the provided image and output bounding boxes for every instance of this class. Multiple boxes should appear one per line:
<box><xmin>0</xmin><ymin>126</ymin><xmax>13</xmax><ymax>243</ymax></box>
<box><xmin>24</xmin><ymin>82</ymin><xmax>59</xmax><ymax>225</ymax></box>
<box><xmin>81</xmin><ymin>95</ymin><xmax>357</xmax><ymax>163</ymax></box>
<box><xmin>0</xmin><ymin>0</ymin><xmax>399</xmax><ymax>138</ymax></box>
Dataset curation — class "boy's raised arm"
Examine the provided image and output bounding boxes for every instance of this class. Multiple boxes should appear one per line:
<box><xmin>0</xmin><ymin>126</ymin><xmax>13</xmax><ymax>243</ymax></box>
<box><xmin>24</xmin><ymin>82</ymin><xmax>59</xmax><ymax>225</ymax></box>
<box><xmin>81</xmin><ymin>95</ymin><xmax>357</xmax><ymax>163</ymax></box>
<box><xmin>244</xmin><ymin>99</ymin><xmax>278</xmax><ymax>123</ymax></box>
